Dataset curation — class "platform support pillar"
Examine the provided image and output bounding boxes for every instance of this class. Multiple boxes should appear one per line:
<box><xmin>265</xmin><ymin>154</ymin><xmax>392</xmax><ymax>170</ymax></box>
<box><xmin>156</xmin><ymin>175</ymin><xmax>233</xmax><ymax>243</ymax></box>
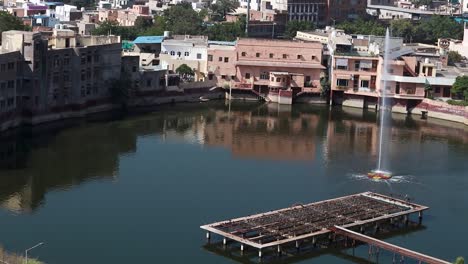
<box><xmin>258</xmin><ymin>249</ymin><xmax>262</xmax><ymax>259</ymax></box>
<box><xmin>295</xmin><ymin>240</ymin><xmax>300</xmax><ymax>251</ymax></box>
<box><xmin>223</xmin><ymin>237</ymin><xmax>227</xmax><ymax>245</ymax></box>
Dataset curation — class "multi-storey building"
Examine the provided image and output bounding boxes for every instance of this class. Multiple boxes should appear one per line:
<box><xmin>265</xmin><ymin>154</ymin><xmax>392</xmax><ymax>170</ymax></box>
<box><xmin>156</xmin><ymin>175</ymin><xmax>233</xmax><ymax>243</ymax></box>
<box><xmin>1</xmin><ymin>29</ymin><xmax>121</xmax><ymax>117</ymax></box>
<box><xmin>160</xmin><ymin>35</ymin><xmax>208</xmax><ymax>81</ymax></box>
<box><xmin>329</xmin><ymin>30</ymin><xmax>458</xmax><ymax>113</ymax></box>
<box><xmin>228</xmin><ymin>38</ymin><xmax>325</xmax><ymax>104</ymax></box>
<box><xmin>0</xmin><ymin>51</ymin><xmax>21</xmax><ymax>129</ymax></box>
<box><xmin>207</xmin><ymin>41</ymin><xmax>237</xmax><ymax>88</ymax></box>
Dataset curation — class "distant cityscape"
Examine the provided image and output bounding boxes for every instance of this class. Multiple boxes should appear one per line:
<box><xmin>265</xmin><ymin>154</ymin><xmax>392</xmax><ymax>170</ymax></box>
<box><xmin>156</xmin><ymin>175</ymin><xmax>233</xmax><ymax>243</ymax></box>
<box><xmin>1</xmin><ymin>0</ymin><xmax>468</xmax><ymax>131</ymax></box>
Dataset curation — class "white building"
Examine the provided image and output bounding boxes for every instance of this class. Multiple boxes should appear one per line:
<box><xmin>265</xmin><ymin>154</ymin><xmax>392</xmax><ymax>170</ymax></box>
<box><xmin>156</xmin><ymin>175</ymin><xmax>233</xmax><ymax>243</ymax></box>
<box><xmin>160</xmin><ymin>35</ymin><xmax>209</xmax><ymax>81</ymax></box>
<box><xmin>55</xmin><ymin>4</ymin><xmax>79</xmax><ymax>21</ymax></box>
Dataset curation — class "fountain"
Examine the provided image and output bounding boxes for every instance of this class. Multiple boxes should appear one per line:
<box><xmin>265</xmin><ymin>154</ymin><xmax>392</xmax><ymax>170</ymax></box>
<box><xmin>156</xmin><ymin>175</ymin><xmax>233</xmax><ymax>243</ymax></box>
<box><xmin>368</xmin><ymin>28</ymin><xmax>393</xmax><ymax>181</ymax></box>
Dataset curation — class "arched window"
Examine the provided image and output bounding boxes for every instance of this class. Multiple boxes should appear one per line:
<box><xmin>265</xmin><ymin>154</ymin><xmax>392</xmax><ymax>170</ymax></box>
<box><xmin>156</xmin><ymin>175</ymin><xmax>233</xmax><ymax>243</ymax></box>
<box><xmin>170</xmin><ymin>51</ymin><xmax>175</xmax><ymax>56</ymax></box>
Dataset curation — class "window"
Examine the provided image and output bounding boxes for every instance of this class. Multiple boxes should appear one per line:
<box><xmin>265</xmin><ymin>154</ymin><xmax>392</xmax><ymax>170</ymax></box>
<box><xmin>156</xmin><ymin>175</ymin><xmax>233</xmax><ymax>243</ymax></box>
<box><xmin>7</xmin><ymin>62</ymin><xmax>14</xmax><ymax>70</ymax></box>
<box><xmin>87</xmin><ymin>55</ymin><xmax>92</xmax><ymax>63</ymax></box>
<box><xmin>81</xmin><ymin>57</ymin><xmax>86</xmax><ymax>65</ymax></box>
<box><xmin>354</xmin><ymin>60</ymin><xmax>360</xmax><ymax>70</ymax></box>
<box><xmin>256</xmin><ymin>53</ymin><xmax>260</xmax><ymax>57</ymax></box>
<box><xmin>208</xmin><ymin>55</ymin><xmax>213</xmax><ymax>61</ymax></box>
<box><xmin>94</xmin><ymin>54</ymin><xmax>100</xmax><ymax>62</ymax></box>
<box><xmin>269</xmin><ymin>53</ymin><xmax>274</xmax><ymax>58</ymax></box>
<box><xmin>241</xmin><ymin>52</ymin><xmax>246</xmax><ymax>57</ymax></box>
<box><xmin>221</xmin><ymin>75</ymin><xmax>226</xmax><ymax>80</ymax></box>
<box><xmin>218</xmin><ymin>57</ymin><xmax>223</xmax><ymax>62</ymax></box>
<box><xmin>245</xmin><ymin>73</ymin><xmax>251</xmax><ymax>79</ymax></box>
<box><xmin>360</xmin><ymin>80</ymin><xmax>369</xmax><ymax>89</ymax></box>
<box><xmin>0</xmin><ymin>64</ymin><xmax>5</xmax><ymax>72</ymax></box>
<box><xmin>170</xmin><ymin>51</ymin><xmax>175</xmax><ymax>56</ymax></box>
<box><xmin>276</xmin><ymin>77</ymin><xmax>281</xmax><ymax>82</ymax></box>
<box><xmin>260</xmin><ymin>71</ymin><xmax>269</xmax><ymax>80</ymax></box>
<box><xmin>177</xmin><ymin>52</ymin><xmax>181</xmax><ymax>57</ymax></box>
<box><xmin>147</xmin><ymin>79</ymin><xmax>152</xmax><ymax>87</ymax></box>
<box><xmin>64</xmin><ymin>57</ymin><xmax>70</xmax><ymax>65</ymax></box>
<box><xmin>337</xmin><ymin>65</ymin><xmax>347</xmax><ymax>70</ymax></box>
<box><xmin>132</xmin><ymin>66</ymin><xmax>137</xmax><ymax>72</ymax></box>
<box><xmin>197</xmin><ymin>53</ymin><xmax>202</xmax><ymax>59</ymax></box>
<box><xmin>435</xmin><ymin>87</ymin><xmax>440</xmax><ymax>93</ymax></box>
<box><xmin>7</xmin><ymin>81</ymin><xmax>14</xmax><ymax>89</ymax></box>
<box><xmin>224</xmin><ymin>57</ymin><xmax>229</xmax><ymax>63</ymax></box>
<box><xmin>297</xmin><ymin>55</ymin><xmax>302</xmax><ymax>59</ymax></box>
<box><xmin>312</xmin><ymin>55</ymin><xmax>316</xmax><ymax>60</ymax></box>
<box><xmin>387</xmin><ymin>68</ymin><xmax>394</xmax><ymax>74</ymax></box>
<box><xmin>282</xmin><ymin>54</ymin><xmax>288</xmax><ymax>59</ymax></box>
<box><xmin>184</xmin><ymin>52</ymin><xmax>189</xmax><ymax>56</ymax></box>
<box><xmin>336</xmin><ymin>79</ymin><xmax>349</xmax><ymax>87</ymax></box>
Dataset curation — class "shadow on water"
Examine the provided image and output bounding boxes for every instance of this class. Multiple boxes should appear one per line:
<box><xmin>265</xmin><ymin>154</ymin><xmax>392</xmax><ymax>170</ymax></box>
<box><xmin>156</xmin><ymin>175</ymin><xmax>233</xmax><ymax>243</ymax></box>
<box><xmin>202</xmin><ymin>224</ymin><xmax>427</xmax><ymax>264</ymax></box>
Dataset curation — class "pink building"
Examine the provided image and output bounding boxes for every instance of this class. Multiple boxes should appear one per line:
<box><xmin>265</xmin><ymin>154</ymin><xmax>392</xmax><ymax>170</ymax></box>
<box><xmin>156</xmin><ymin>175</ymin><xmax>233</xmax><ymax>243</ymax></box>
<box><xmin>132</xmin><ymin>5</ymin><xmax>149</xmax><ymax>15</ymax></box>
<box><xmin>207</xmin><ymin>41</ymin><xmax>237</xmax><ymax>88</ymax></box>
<box><xmin>98</xmin><ymin>9</ymin><xmax>118</xmax><ymax>22</ymax></box>
<box><xmin>231</xmin><ymin>38</ymin><xmax>325</xmax><ymax>104</ymax></box>
<box><xmin>331</xmin><ymin>51</ymin><xmax>455</xmax><ymax>113</ymax></box>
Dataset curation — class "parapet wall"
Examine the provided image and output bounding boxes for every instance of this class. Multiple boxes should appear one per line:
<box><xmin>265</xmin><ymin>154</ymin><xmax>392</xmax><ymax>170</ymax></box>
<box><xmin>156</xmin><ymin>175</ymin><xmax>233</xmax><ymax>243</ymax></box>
<box><xmin>415</xmin><ymin>99</ymin><xmax>468</xmax><ymax>125</ymax></box>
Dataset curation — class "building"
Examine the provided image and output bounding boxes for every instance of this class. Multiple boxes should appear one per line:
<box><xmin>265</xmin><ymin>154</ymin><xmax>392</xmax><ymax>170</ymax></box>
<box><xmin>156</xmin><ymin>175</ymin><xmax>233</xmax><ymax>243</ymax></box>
<box><xmin>0</xmin><ymin>51</ymin><xmax>21</xmax><ymax>127</ymax></box>
<box><xmin>229</xmin><ymin>38</ymin><xmax>325</xmax><ymax>104</ymax></box>
<box><xmin>207</xmin><ymin>41</ymin><xmax>237</xmax><ymax>88</ymax></box>
<box><xmin>1</xmin><ymin>29</ymin><xmax>121</xmax><ymax>116</ymax></box>
<box><xmin>160</xmin><ymin>35</ymin><xmax>209</xmax><ymax>81</ymax></box>
<box><xmin>328</xmin><ymin>29</ymin><xmax>458</xmax><ymax>113</ymax></box>
<box><xmin>55</xmin><ymin>4</ymin><xmax>82</xmax><ymax>21</ymax></box>
<box><xmin>116</xmin><ymin>5</ymin><xmax>152</xmax><ymax>26</ymax></box>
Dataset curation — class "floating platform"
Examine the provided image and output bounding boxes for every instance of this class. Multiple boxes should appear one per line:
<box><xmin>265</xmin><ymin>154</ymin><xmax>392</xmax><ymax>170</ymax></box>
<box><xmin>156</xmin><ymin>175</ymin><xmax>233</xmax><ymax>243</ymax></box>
<box><xmin>201</xmin><ymin>192</ymin><xmax>428</xmax><ymax>251</ymax></box>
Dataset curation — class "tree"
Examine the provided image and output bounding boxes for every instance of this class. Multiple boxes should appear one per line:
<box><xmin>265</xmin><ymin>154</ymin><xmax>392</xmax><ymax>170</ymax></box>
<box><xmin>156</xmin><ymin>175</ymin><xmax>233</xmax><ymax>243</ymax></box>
<box><xmin>204</xmin><ymin>20</ymin><xmax>245</xmax><ymax>41</ymax></box>
<box><xmin>448</xmin><ymin>51</ymin><xmax>463</xmax><ymax>66</ymax></box>
<box><xmin>414</xmin><ymin>16</ymin><xmax>463</xmax><ymax>44</ymax></box>
<box><xmin>91</xmin><ymin>20</ymin><xmax>139</xmax><ymax>40</ymax></box>
<box><xmin>176</xmin><ymin>64</ymin><xmax>195</xmax><ymax>81</ymax></box>
<box><xmin>284</xmin><ymin>20</ymin><xmax>315</xmax><ymax>39</ymax></box>
<box><xmin>0</xmin><ymin>11</ymin><xmax>28</xmax><ymax>44</ymax></box>
<box><xmin>336</xmin><ymin>18</ymin><xmax>385</xmax><ymax>36</ymax></box>
<box><xmin>163</xmin><ymin>3</ymin><xmax>203</xmax><ymax>35</ymax></box>
<box><xmin>109</xmin><ymin>74</ymin><xmax>132</xmax><ymax>111</ymax></box>
<box><xmin>390</xmin><ymin>19</ymin><xmax>414</xmax><ymax>43</ymax></box>
<box><xmin>451</xmin><ymin>75</ymin><xmax>468</xmax><ymax>101</ymax></box>
<box><xmin>141</xmin><ymin>16</ymin><xmax>167</xmax><ymax>36</ymax></box>
<box><xmin>209</xmin><ymin>0</ymin><xmax>238</xmax><ymax>21</ymax></box>
<box><xmin>454</xmin><ymin>257</ymin><xmax>465</xmax><ymax>264</ymax></box>
<box><xmin>320</xmin><ymin>76</ymin><xmax>331</xmax><ymax>98</ymax></box>
<box><xmin>134</xmin><ymin>17</ymin><xmax>153</xmax><ymax>30</ymax></box>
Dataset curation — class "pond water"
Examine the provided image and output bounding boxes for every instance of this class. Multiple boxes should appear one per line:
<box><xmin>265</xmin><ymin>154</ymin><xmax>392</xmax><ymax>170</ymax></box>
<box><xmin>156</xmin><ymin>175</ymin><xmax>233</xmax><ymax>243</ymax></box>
<box><xmin>0</xmin><ymin>102</ymin><xmax>466</xmax><ymax>264</ymax></box>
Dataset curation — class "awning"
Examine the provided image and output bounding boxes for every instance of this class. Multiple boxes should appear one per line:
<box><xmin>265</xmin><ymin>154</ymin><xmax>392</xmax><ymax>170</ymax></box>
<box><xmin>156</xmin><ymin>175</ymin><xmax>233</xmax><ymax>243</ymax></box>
<box><xmin>337</xmin><ymin>75</ymin><xmax>352</xmax><ymax>80</ymax></box>
<box><xmin>360</xmin><ymin>60</ymin><xmax>373</xmax><ymax>68</ymax></box>
<box><xmin>359</xmin><ymin>75</ymin><xmax>371</xmax><ymax>81</ymax></box>
<box><xmin>336</xmin><ymin>58</ymin><xmax>349</xmax><ymax>67</ymax></box>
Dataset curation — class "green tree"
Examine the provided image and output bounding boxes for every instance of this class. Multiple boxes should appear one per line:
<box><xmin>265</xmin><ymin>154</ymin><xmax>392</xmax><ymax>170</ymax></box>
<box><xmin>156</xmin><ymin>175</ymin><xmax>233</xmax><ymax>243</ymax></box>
<box><xmin>204</xmin><ymin>19</ymin><xmax>245</xmax><ymax>41</ymax></box>
<box><xmin>134</xmin><ymin>16</ymin><xmax>153</xmax><ymax>30</ymax></box>
<box><xmin>0</xmin><ymin>11</ymin><xmax>28</xmax><ymax>44</ymax></box>
<box><xmin>176</xmin><ymin>64</ymin><xmax>195</xmax><ymax>81</ymax></box>
<box><xmin>414</xmin><ymin>16</ymin><xmax>463</xmax><ymax>44</ymax></box>
<box><xmin>336</xmin><ymin>18</ymin><xmax>385</xmax><ymax>36</ymax></box>
<box><xmin>209</xmin><ymin>0</ymin><xmax>238</xmax><ymax>21</ymax></box>
<box><xmin>412</xmin><ymin>0</ymin><xmax>432</xmax><ymax>7</ymax></box>
<box><xmin>141</xmin><ymin>16</ymin><xmax>167</xmax><ymax>36</ymax></box>
<box><xmin>91</xmin><ymin>20</ymin><xmax>139</xmax><ymax>40</ymax></box>
<box><xmin>284</xmin><ymin>20</ymin><xmax>315</xmax><ymax>39</ymax></box>
<box><xmin>448</xmin><ymin>51</ymin><xmax>463</xmax><ymax>66</ymax></box>
<box><xmin>451</xmin><ymin>75</ymin><xmax>468</xmax><ymax>101</ymax></box>
<box><xmin>454</xmin><ymin>257</ymin><xmax>465</xmax><ymax>264</ymax></box>
<box><xmin>164</xmin><ymin>3</ymin><xmax>203</xmax><ymax>35</ymax></box>
<box><xmin>390</xmin><ymin>19</ymin><xmax>414</xmax><ymax>43</ymax></box>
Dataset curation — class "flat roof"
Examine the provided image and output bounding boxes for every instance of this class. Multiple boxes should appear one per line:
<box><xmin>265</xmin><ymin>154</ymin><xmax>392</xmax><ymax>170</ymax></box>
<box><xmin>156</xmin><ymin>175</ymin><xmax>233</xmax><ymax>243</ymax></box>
<box><xmin>133</xmin><ymin>36</ymin><xmax>165</xmax><ymax>44</ymax></box>
<box><xmin>201</xmin><ymin>192</ymin><xmax>428</xmax><ymax>249</ymax></box>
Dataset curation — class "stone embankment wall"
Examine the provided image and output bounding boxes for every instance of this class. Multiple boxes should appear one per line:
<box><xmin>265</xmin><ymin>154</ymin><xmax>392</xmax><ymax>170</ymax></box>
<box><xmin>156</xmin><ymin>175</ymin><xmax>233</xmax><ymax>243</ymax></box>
<box><xmin>0</xmin><ymin>88</ymin><xmax>224</xmax><ymax>133</ymax></box>
<box><xmin>414</xmin><ymin>99</ymin><xmax>468</xmax><ymax>125</ymax></box>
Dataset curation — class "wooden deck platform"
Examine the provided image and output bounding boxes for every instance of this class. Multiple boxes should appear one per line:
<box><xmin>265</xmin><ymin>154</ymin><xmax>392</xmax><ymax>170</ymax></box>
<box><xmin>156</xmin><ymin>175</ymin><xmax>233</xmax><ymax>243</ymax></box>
<box><xmin>200</xmin><ymin>192</ymin><xmax>428</xmax><ymax>250</ymax></box>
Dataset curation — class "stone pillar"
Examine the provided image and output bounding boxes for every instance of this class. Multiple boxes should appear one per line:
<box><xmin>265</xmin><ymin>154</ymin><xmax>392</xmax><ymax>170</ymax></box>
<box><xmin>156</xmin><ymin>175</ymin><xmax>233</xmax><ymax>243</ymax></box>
<box><xmin>223</xmin><ymin>238</ymin><xmax>227</xmax><ymax>245</ymax></box>
<box><xmin>206</xmin><ymin>232</ymin><xmax>211</xmax><ymax>240</ymax></box>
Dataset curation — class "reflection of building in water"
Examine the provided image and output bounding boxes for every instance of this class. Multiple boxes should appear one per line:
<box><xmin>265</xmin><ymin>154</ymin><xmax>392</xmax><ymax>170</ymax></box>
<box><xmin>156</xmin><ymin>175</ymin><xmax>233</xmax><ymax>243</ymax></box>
<box><xmin>0</xmin><ymin>122</ymin><xmax>140</xmax><ymax>213</ymax></box>
<box><xmin>203</xmin><ymin>110</ymin><xmax>318</xmax><ymax>161</ymax></box>
<box><xmin>325</xmin><ymin>108</ymin><xmax>379</xmax><ymax>161</ymax></box>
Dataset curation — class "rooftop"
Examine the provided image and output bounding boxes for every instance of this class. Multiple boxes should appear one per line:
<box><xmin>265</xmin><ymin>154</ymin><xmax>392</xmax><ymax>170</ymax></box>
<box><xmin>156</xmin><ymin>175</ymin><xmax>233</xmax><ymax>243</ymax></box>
<box><xmin>133</xmin><ymin>36</ymin><xmax>165</xmax><ymax>44</ymax></box>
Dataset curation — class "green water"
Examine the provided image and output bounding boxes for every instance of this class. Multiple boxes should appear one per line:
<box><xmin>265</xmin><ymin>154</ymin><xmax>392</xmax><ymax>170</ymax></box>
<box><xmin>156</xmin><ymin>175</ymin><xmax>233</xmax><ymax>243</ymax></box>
<box><xmin>0</xmin><ymin>102</ymin><xmax>466</xmax><ymax>264</ymax></box>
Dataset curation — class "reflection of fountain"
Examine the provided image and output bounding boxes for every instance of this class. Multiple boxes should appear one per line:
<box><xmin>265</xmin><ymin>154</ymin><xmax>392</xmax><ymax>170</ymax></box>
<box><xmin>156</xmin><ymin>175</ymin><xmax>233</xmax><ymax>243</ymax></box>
<box><xmin>370</xmin><ymin>28</ymin><xmax>393</xmax><ymax>180</ymax></box>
